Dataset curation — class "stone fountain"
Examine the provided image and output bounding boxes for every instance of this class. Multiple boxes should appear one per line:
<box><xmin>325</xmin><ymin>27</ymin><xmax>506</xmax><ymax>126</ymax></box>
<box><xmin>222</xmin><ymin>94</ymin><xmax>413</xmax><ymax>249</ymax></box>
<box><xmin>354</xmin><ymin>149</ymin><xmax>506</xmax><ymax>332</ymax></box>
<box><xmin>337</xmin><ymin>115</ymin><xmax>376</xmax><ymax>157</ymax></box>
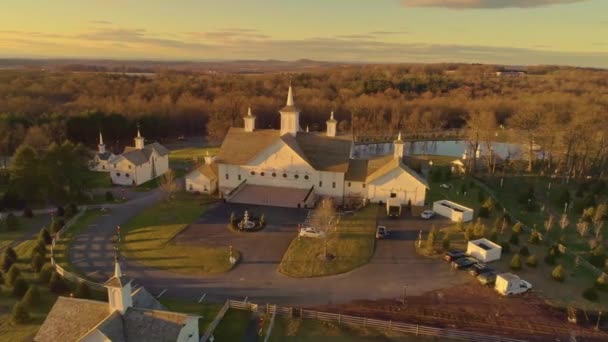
<box><xmin>238</xmin><ymin>210</ymin><xmax>256</xmax><ymax>230</ymax></box>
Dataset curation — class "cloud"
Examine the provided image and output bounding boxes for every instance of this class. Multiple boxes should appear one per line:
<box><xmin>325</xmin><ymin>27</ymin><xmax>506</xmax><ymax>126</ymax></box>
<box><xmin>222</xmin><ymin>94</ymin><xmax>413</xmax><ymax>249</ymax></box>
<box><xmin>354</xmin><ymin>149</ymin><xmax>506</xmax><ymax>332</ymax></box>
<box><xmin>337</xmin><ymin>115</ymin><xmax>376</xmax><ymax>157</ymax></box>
<box><xmin>401</xmin><ymin>0</ymin><xmax>587</xmax><ymax>9</ymax></box>
<box><xmin>77</xmin><ymin>28</ymin><xmax>211</xmax><ymax>50</ymax></box>
<box><xmin>186</xmin><ymin>28</ymin><xmax>269</xmax><ymax>43</ymax></box>
<box><xmin>90</xmin><ymin>20</ymin><xmax>112</xmax><ymax>25</ymax></box>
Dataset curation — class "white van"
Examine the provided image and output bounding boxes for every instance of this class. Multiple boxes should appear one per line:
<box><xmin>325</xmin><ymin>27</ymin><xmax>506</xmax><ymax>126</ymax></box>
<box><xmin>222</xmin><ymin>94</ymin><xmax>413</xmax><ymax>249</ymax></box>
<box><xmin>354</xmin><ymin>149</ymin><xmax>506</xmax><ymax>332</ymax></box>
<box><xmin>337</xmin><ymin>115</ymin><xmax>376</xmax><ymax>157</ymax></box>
<box><xmin>494</xmin><ymin>273</ymin><xmax>532</xmax><ymax>296</ymax></box>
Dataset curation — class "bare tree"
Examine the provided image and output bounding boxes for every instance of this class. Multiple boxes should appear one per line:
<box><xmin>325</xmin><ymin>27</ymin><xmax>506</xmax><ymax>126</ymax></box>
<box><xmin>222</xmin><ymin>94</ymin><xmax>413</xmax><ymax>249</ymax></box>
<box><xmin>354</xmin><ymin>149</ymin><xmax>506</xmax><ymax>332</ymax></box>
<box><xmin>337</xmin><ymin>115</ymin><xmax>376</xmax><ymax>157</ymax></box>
<box><xmin>559</xmin><ymin>214</ymin><xmax>570</xmax><ymax>232</ymax></box>
<box><xmin>544</xmin><ymin>214</ymin><xmax>554</xmax><ymax>235</ymax></box>
<box><xmin>159</xmin><ymin>169</ymin><xmax>179</xmax><ymax>201</ymax></box>
<box><xmin>576</xmin><ymin>220</ymin><xmax>589</xmax><ymax>238</ymax></box>
<box><xmin>311</xmin><ymin>198</ymin><xmax>337</xmax><ymax>258</ymax></box>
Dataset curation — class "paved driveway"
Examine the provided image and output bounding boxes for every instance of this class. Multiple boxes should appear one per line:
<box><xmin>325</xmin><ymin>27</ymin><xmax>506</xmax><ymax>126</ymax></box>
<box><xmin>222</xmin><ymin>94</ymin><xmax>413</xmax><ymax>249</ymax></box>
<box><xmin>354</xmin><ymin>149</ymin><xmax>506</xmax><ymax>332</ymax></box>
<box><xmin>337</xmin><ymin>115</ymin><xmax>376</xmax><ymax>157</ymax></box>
<box><xmin>174</xmin><ymin>203</ymin><xmax>307</xmax><ymax>265</ymax></box>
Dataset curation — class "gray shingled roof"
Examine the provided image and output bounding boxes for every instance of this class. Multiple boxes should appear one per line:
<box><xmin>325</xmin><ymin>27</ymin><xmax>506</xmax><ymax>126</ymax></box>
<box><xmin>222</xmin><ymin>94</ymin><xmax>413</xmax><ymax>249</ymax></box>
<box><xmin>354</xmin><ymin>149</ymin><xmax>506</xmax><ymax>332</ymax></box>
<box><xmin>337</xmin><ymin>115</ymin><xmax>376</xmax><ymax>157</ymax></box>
<box><xmin>131</xmin><ymin>287</ymin><xmax>167</xmax><ymax>311</ymax></box>
<box><xmin>94</xmin><ymin>311</ymin><xmax>126</xmax><ymax>342</ymax></box>
<box><xmin>119</xmin><ymin>142</ymin><xmax>169</xmax><ymax>166</ymax></box>
<box><xmin>123</xmin><ymin>307</ymin><xmax>193</xmax><ymax>342</ymax></box>
<box><xmin>345</xmin><ymin>155</ymin><xmax>429</xmax><ymax>188</ymax></box>
<box><xmin>97</xmin><ymin>151</ymin><xmax>113</xmax><ymax>161</ymax></box>
<box><xmin>104</xmin><ymin>275</ymin><xmax>132</xmax><ymax>288</ymax></box>
<box><xmin>34</xmin><ymin>297</ymin><xmax>110</xmax><ymax>342</ymax></box>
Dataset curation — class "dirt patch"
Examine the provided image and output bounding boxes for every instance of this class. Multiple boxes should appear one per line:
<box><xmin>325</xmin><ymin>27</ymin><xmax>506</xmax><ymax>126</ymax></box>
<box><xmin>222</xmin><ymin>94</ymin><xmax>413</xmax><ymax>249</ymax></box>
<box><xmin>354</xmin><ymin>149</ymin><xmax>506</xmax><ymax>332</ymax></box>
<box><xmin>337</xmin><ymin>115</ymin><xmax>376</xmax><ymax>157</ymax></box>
<box><xmin>311</xmin><ymin>284</ymin><xmax>608</xmax><ymax>341</ymax></box>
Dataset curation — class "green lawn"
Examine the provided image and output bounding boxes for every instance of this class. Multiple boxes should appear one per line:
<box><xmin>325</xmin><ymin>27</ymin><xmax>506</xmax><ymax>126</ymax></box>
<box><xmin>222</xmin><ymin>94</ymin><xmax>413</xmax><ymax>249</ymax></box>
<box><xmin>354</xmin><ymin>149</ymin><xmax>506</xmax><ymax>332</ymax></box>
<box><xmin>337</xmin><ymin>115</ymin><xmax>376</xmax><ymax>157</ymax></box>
<box><xmin>169</xmin><ymin>147</ymin><xmax>220</xmax><ymax>163</ymax></box>
<box><xmin>278</xmin><ymin>206</ymin><xmax>378</xmax><ymax>278</ymax></box>
<box><xmin>84</xmin><ymin>170</ymin><xmax>113</xmax><ymax>189</ymax></box>
<box><xmin>269</xmin><ymin>317</ymin><xmax>461</xmax><ymax>342</ymax></box>
<box><xmin>212</xmin><ymin>309</ymin><xmax>252</xmax><ymax>341</ymax></box>
<box><xmin>120</xmin><ymin>192</ymin><xmax>236</xmax><ymax>276</ymax></box>
<box><xmin>159</xmin><ymin>298</ymin><xmax>224</xmax><ymax>335</ymax></box>
<box><xmin>0</xmin><ymin>215</ymin><xmax>48</xmax><ymax>250</ymax></box>
<box><xmin>52</xmin><ymin>209</ymin><xmax>103</xmax><ymax>274</ymax></box>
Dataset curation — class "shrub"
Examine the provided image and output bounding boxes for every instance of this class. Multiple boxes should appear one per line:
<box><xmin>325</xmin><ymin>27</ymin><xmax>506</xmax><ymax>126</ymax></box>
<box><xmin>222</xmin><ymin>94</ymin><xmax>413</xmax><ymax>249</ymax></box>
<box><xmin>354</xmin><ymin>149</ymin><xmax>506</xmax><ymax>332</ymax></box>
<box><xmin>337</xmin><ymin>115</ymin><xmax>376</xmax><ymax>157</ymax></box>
<box><xmin>589</xmin><ymin>246</ymin><xmax>607</xmax><ymax>268</ymax></box>
<box><xmin>12</xmin><ymin>277</ymin><xmax>28</xmax><ymax>298</ymax></box>
<box><xmin>526</xmin><ymin>254</ymin><xmax>537</xmax><ymax>267</ymax></box>
<box><xmin>425</xmin><ymin>227</ymin><xmax>438</xmax><ymax>251</ymax></box>
<box><xmin>38</xmin><ymin>264</ymin><xmax>53</xmax><ymax>283</ymax></box>
<box><xmin>478</xmin><ymin>206</ymin><xmax>489</xmax><ymax>218</ymax></box>
<box><xmin>259</xmin><ymin>214</ymin><xmax>266</xmax><ymax>228</ymax></box>
<box><xmin>50</xmin><ymin>217</ymin><xmax>65</xmax><ymax>234</ymax></box>
<box><xmin>5</xmin><ymin>246</ymin><xmax>17</xmax><ymax>263</ymax></box>
<box><xmin>464</xmin><ymin>225</ymin><xmax>475</xmax><ymax>241</ymax></box>
<box><xmin>489</xmin><ymin>229</ymin><xmax>498</xmax><ymax>243</ymax></box>
<box><xmin>10</xmin><ymin>302</ymin><xmax>29</xmax><ymax>324</ymax></box>
<box><xmin>483</xmin><ymin>197</ymin><xmax>495</xmax><ymax>211</ymax></box>
<box><xmin>552</xmin><ymin>264</ymin><xmax>565</xmax><ymax>282</ymax></box>
<box><xmin>56</xmin><ymin>206</ymin><xmax>65</xmax><ymax>217</ymax></box>
<box><xmin>22</xmin><ymin>207</ymin><xmax>34</xmax><ymax>218</ymax></box>
<box><xmin>509</xmin><ymin>234</ymin><xmax>519</xmax><ymax>246</ymax></box>
<box><xmin>477</xmin><ymin>190</ymin><xmax>485</xmax><ymax>203</ymax></box>
<box><xmin>105</xmin><ymin>191</ymin><xmax>114</xmax><ymax>201</ymax></box>
<box><xmin>512</xmin><ymin>222</ymin><xmax>523</xmax><ymax>235</ymax></box>
<box><xmin>442</xmin><ymin>234</ymin><xmax>451</xmax><ymax>250</ymax></box>
<box><xmin>33</xmin><ymin>239</ymin><xmax>46</xmax><ymax>258</ymax></box>
<box><xmin>500</xmin><ymin>241</ymin><xmax>511</xmax><ymax>253</ymax></box>
<box><xmin>510</xmin><ymin>254</ymin><xmax>522</xmax><ymax>270</ymax></box>
<box><xmin>582</xmin><ymin>288</ymin><xmax>599</xmax><ymax>302</ymax></box>
<box><xmin>75</xmin><ymin>281</ymin><xmax>92</xmax><ymax>299</ymax></box>
<box><xmin>49</xmin><ymin>272</ymin><xmax>68</xmax><ymax>294</ymax></box>
<box><xmin>22</xmin><ymin>285</ymin><xmax>41</xmax><ymax>308</ymax></box>
<box><xmin>595</xmin><ymin>274</ymin><xmax>608</xmax><ymax>292</ymax></box>
<box><xmin>6</xmin><ymin>264</ymin><xmax>21</xmax><ymax>287</ymax></box>
<box><xmin>519</xmin><ymin>246</ymin><xmax>530</xmax><ymax>257</ymax></box>
<box><xmin>2</xmin><ymin>251</ymin><xmax>16</xmax><ymax>273</ymax></box>
<box><xmin>37</xmin><ymin>227</ymin><xmax>52</xmax><ymax>245</ymax></box>
<box><xmin>31</xmin><ymin>253</ymin><xmax>45</xmax><ymax>273</ymax></box>
<box><xmin>529</xmin><ymin>230</ymin><xmax>541</xmax><ymax>245</ymax></box>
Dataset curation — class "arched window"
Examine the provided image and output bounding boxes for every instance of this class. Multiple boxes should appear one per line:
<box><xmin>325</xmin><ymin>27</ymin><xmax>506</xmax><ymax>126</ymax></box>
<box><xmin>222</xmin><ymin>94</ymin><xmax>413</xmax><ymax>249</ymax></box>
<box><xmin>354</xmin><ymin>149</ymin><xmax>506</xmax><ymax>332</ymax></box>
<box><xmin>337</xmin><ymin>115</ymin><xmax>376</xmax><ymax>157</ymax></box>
<box><xmin>260</xmin><ymin>172</ymin><xmax>265</xmax><ymax>176</ymax></box>
<box><xmin>250</xmin><ymin>171</ymin><xmax>256</xmax><ymax>176</ymax></box>
<box><xmin>294</xmin><ymin>174</ymin><xmax>299</xmax><ymax>179</ymax></box>
<box><xmin>304</xmin><ymin>175</ymin><xmax>309</xmax><ymax>180</ymax></box>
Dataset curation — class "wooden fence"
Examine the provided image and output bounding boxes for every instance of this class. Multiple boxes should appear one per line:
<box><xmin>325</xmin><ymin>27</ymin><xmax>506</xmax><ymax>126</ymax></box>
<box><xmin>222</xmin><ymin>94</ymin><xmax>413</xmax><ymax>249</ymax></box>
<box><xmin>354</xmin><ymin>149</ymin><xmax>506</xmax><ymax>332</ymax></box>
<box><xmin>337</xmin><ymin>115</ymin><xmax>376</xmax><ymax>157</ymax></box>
<box><xmin>49</xmin><ymin>206</ymin><xmax>106</xmax><ymax>292</ymax></box>
<box><xmin>221</xmin><ymin>300</ymin><xmax>528</xmax><ymax>342</ymax></box>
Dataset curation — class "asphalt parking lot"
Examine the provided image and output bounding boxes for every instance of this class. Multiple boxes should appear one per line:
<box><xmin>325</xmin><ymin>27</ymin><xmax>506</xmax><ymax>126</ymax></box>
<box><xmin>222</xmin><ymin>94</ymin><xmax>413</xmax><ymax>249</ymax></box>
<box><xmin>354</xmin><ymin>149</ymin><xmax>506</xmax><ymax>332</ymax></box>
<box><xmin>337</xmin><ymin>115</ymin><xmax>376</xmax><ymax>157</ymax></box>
<box><xmin>174</xmin><ymin>203</ymin><xmax>307</xmax><ymax>264</ymax></box>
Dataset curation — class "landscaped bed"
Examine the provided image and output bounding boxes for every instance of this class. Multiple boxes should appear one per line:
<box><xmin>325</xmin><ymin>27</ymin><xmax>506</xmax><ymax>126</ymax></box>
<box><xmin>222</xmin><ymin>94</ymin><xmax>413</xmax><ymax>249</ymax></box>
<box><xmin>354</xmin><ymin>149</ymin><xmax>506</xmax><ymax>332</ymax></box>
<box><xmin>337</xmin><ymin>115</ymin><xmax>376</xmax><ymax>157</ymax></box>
<box><xmin>120</xmin><ymin>192</ymin><xmax>238</xmax><ymax>276</ymax></box>
<box><xmin>278</xmin><ymin>205</ymin><xmax>378</xmax><ymax>278</ymax></box>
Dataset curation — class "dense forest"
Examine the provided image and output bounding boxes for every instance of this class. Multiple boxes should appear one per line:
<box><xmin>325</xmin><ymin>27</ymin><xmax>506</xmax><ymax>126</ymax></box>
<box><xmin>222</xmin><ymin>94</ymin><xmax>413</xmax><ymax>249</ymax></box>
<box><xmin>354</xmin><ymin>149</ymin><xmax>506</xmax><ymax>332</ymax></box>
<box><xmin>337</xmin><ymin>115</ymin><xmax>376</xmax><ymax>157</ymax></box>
<box><xmin>0</xmin><ymin>63</ymin><xmax>607</xmax><ymax>177</ymax></box>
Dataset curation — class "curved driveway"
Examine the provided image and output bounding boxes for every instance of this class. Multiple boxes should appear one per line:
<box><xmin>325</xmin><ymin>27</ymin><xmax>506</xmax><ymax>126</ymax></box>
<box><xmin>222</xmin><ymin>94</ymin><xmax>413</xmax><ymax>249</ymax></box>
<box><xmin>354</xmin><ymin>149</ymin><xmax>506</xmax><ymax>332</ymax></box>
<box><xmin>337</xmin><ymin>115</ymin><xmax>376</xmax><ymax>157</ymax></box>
<box><xmin>70</xmin><ymin>191</ymin><xmax>470</xmax><ymax>306</ymax></box>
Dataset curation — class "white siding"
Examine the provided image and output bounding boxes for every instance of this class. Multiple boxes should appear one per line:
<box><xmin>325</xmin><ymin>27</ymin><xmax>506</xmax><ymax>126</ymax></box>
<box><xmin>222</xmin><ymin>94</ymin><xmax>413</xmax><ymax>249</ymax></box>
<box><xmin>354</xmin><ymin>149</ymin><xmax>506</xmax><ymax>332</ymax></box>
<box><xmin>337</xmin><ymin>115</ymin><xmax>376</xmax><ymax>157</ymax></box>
<box><xmin>367</xmin><ymin>168</ymin><xmax>427</xmax><ymax>206</ymax></box>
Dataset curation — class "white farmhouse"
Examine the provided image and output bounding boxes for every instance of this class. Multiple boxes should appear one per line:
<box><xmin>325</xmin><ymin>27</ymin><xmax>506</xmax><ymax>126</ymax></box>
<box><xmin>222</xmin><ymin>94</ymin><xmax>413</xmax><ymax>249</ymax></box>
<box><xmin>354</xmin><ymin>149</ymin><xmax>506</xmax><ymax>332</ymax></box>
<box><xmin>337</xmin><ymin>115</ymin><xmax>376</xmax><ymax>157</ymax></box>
<box><xmin>193</xmin><ymin>85</ymin><xmax>429</xmax><ymax>208</ymax></box>
<box><xmin>109</xmin><ymin>128</ymin><xmax>169</xmax><ymax>186</ymax></box>
<box><xmin>35</xmin><ymin>260</ymin><xmax>199</xmax><ymax>342</ymax></box>
<box><xmin>89</xmin><ymin>132</ymin><xmax>117</xmax><ymax>172</ymax></box>
<box><xmin>184</xmin><ymin>152</ymin><xmax>218</xmax><ymax>194</ymax></box>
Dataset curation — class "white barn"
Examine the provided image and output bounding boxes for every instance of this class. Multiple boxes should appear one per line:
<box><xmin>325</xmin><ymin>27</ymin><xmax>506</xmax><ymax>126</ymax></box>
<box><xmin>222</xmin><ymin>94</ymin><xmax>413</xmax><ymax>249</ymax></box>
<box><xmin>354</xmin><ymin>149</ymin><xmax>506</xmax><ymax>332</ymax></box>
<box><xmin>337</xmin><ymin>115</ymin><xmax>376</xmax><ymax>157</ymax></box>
<box><xmin>205</xmin><ymin>85</ymin><xmax>429</xmax><ymax>208</ymax></box>
<box><xmin>89</xmin><ymin>132</ymin><xmax>117</xmax><ymax>172</ymax></box>
<box><xmin>185</xmin><ymin>153</ymin><xmax>218</xmax><ymax>194</ymax></box>
<box><xmin>109</xmin><ymin>128</ymin><xmax>169</xmax><ymax>186</ymax></box>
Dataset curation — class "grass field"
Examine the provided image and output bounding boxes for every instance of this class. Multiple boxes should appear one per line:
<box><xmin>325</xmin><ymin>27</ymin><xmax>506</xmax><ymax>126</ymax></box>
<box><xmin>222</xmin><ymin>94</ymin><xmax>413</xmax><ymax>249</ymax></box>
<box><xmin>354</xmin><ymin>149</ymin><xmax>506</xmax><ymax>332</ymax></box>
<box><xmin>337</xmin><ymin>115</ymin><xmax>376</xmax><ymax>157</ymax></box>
<box><xmin>278</xmin><ymin>205</ymin><xmax>378</xmax><ymax>278</ymax></box>
<box><xmin>121</xmin><ymin>192</ymin><xmax>237</xmax><ymax>276</ymax></box>
<box><xmin>0</xmin><ymin>215</ymin><xmax>48</xmax><ymax>250</ymax></box>
<box><xmin>169</xmin><ymin>147</ymin><xmax>220</xmax><ymax>163</ymax></box>
<box><xmin>212</xmin><ymin>309</ymin><xmax>252</xmax><ymax>341</ymax></box>
<box><xmin>84</xmin><ymin>170</ymin><xmax>113</xmax><ymax>189</ymax></box>
<box><xmin>268</xmin><ymin>317</ymin><xmax>461</xmax><ymax>342</ymax></box>
<box><xmin>51</xmin><ymin>209</ymin><xmax>102</xmax><ymax>274</ymax></box>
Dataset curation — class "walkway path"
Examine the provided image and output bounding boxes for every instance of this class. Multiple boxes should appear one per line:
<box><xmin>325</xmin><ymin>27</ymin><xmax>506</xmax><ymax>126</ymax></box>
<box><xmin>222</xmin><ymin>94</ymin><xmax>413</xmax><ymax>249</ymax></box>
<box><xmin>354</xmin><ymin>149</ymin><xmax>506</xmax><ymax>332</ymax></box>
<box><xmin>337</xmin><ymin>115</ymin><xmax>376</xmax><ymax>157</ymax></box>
<box><xmin>69</xmin><ymin>191</ymin><xmax>470</xmax><ymax>307</ymax></box>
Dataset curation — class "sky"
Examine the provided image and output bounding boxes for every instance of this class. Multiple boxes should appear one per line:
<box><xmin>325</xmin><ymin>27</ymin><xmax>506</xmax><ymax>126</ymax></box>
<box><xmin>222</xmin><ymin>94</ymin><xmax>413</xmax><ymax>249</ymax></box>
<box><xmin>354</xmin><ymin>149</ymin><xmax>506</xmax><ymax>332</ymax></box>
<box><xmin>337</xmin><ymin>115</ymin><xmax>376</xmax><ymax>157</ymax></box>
<box><xmin>1</xmin><ymin>0</ymin><xmax>607</xmax><ymax>67</ymax></box>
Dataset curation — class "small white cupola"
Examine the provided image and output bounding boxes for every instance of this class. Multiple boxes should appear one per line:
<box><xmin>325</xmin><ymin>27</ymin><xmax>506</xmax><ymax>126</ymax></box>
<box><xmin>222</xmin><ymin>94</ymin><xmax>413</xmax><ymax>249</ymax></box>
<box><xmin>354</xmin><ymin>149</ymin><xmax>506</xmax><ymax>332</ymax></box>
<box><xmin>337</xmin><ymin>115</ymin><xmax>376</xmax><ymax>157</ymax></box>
<box><xmin>104</xmin><ymin>257</ymin><xmax>133</xmax><ymax>315</ymax></box>
<box><xmin>244</xmin><ymin>106</ymin><xmax>256</xmax><ymax>133</ymax></box>
<box><xmin>134</xmin><ymin>125</ymin><xmax>145</xmax><ymax>150</ymax></box>
<box><xmin>98</xmin><ymin>131</ymin><xmax>106</xmax><ymax>154</ymax></box>
<box><xmin>279</xmin><ymin>84</ymin><xmax>301</xmax><ymax>136</ymax></box>
<box><xmin>393</xmin><ymin>131</ymin><xmax>405</xmax><ymax>160</ymax></box>
<box><xmin>204</xmin><ymin>150</ymin><xmax>217</xmax><ymax>165</ymax></box>
<box><xmin>326</xmin><ymin>111</ymin><xmax>337</xmax><ymax>137</ymax></box>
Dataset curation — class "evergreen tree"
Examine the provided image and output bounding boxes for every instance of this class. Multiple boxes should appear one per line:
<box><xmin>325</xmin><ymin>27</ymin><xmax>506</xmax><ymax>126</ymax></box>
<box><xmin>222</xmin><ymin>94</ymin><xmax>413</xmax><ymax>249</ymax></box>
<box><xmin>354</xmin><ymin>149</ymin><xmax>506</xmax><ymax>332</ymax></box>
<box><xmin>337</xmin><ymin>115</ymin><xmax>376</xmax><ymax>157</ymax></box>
<box><xmin>2</xmin><ymin>251</ymin><xmax>15</xmax><ymax>273</ymax></box>
<box><xmin>31</xmin><ymin>253</ymin><xmax>45</xmax><ymax>273</ymax></box>
<box><xmin>5</xmin><ymin>247</ymin><xmax>17</xmax><ymax>263</ymax></box>
<box><xmin>510</xmin><ymin>254</ymin><xmax>522</xmax><ymax>270</ymax></box>
<box><xmin>38</xmin><ymin>264</ymin><xmax>53</xmax><ymax>283</ymax></box>
<box><xmin>75</xmin><ymin>281</ymin><xmax>92</xmax><ymax>299</ymax></box>
<box><xmin>6</xmin><ymin>264</ymin><xmax>21</xmax><ymax>287</ymax></box>
<box><xmin>425</xmin><ymin>226</ymin><xmax>438</xmax><ymax>251</ymax></box>
<box><xmin>10</xmin><ymin>301</ymin><xmax>29</xmax><ymax>324</ymax></box>
<box><xmin>526</xmin><ymin>254</ymin><xmax>537</xmax><ymax>267</ymax></box>
<box><xmin>9</xmin><ymin>145</ymin><xmax>41</xmax><ymax>202</ymax></box>
<box><xmin>49</xmin><ymin>272</ymin><xmax>68</xmax><ymax>294</ymax></box>
<box><xmin>37</xmin><ymin>227</ymin><xmax>52</xmax><ymax>245</ymax></box>
<box><xmin>552</xmin><ymin>264</ymin><xmax>566</xmax><ymax>282</ymax></box>
<box><xmin>12</xmin><ymin>277</ymin><xmax>28</xmax><ymax>298</ymax></box>
<box><xmin>22</xmin><ymin>285</ymin><xmax>41</xmax><ymax>308</ymax></box>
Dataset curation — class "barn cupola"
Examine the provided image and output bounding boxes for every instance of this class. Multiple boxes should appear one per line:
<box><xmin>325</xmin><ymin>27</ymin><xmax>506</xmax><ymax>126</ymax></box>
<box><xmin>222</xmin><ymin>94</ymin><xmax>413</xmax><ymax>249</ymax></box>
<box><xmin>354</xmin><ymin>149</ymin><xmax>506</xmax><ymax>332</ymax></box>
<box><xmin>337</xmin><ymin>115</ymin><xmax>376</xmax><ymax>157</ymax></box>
<box><xmin>244</xmin><ymin>106</ymin><xmax>256</xmax><ymax>132</ymax></box>
<box><xmin>279</xmin><ymin>84</ymin><xmax>301</xmax><ymax>136</ymax></box>
<box><xmin>134</xmin><ymin>125</ymin><xmax>145</xmax><ymax>150</ymax></box>
<box><xmin>326</xmin><ymin>111</ymin><xmax>337</xmax><ymax>137</ymax></box>
<box><xmin>98</xmin><ymin>131</ymin><xmax>106</xmax><ymax>154</ymax></box>
<box><xmin>104</xmin><ymin>258</ymin><xmax>133</xmax><ymax>315</ymax></box>
<box><xmin>393</xmin><ymin>131</ymin><xmax>405</xmax><ymax>160</ymax></box>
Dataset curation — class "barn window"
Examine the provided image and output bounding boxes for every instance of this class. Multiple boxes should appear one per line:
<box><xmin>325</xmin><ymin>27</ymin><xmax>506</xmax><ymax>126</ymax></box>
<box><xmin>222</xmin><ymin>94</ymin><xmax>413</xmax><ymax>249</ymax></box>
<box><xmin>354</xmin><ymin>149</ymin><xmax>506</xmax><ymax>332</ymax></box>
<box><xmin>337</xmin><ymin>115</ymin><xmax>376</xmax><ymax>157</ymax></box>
<box><xmin>348</xmin><ymin>182</ymin><xmax>351</xmax><ymax>187</ymax></box>
<box><xmin>362</xmin><ymin>183</ymin><xmax>366</xmax><ymax>188</ymax></box>
<box><xmin>128</xmin><ymin>165</ymin><xmax>132</xmax><ymax>169</ymax></box>
<box><xmin>260</xmin><ymin>172</ymin><xmax>265</xmax><ymax>176</ymax></box>
<box><xmin>319</xmin><ymin>181</ymin><xmax>323</xmax><ymax>187</ymax></box>
<box><xmin>294</xmin><ymin>174</ymin><xmax>299</xmax><ymax>179</ymax></box>
<box><xmin>225</xmin><ymin>173</ymin><xmax>229</xmax><ymax>180</ymax></box>
<box><xmin>116</xmin><ymin>173</ymin><xmax>121</xmax><ymax>177</ymax></box>
<box><xmin>283</xmin><ymin>173</ymin><xmax>287</xmax><ymax>178</ymax></box>
<box><xmin>250</xmin><ymin>171</ymin><xmax>255</xmax><ymax>176</ymax></box>
<box><xmin>102</xmin><ymin>165</ymin><xmax>106</xmax><ymax>170</ymax></box>
<box><xmin>272</xmin><ymin>173</ymin><xmax>276</xmax><ymax>177</ymax></box>
<box><xmin>126</xmin><ymin>173</ymin><xmax>130</xmax><ymax>178</ymax></box>
<box><xmin>304</xmin><ymin>175</ymin><xmax>309</xmax><ymax>180</ymax></box>
<box><xmin>332</xmin><ymin>182</ymin><xmax>336</xmax><ymax>189</ymax></box>
<box><xmin>238</xmin><ymin>175</ymin><xmax>241</xmax><ymax>181</ymax></box>
<box><xmin>390</xmin><ymin>193</ymin><xmax>397</xmax><ymax>198</ymax></box>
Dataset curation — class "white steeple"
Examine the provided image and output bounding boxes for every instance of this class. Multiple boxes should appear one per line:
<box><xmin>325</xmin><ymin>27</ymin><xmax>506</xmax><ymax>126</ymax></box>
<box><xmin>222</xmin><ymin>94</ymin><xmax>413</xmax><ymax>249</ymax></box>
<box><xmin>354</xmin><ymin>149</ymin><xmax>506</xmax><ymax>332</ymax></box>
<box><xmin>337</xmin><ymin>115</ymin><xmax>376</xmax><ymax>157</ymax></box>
<box><xmin>104</xmin><ymin>258</ymin><xmax>133</xmax><ymax>314</ymax></box>
<box><xmin>326</xmin><ymin>111</ymin><xmax>337</xmax><ymax>138</ymax></box>
<box><xmin>394</xmin><ymin>131</ymin><xmax>405</xmax><ymax>160</ymax></box>
<box><xmin>134</xmin><ymin>124</ymin><xmax>145</xmax><ymax>150</ymax></box>
<box><xmin>244</xmin><ymin>106</ymin><xmax>256</xmax><ymax>132</ymax></box>
<box><xmin>98</xmin><ymin>131</ymin><xmax>106</xmax><ymax>154</ymax></box>
<box><xmin>279</xmin><ymin>83</ymin><xmax>300</xmax><ymax>136</ymax></box>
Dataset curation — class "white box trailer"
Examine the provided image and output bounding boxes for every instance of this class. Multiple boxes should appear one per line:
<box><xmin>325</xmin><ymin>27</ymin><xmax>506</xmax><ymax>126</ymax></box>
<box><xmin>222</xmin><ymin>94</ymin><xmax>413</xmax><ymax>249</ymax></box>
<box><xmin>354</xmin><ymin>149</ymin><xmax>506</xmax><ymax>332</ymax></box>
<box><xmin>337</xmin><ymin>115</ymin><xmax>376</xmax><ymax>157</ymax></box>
<box><xmin>432</xmin><ymin>200</ymin><xmax>474</xmax><ymax>222</ymax></box>
<box><xmin>495</xmin><ymin>273</ymin><xmax>532</xmax><ymax>296</ymax></box>
<box><xmin>467</xmin><ymin>238</ymin><xmax>502</xmax><ymax>262</ymax></box>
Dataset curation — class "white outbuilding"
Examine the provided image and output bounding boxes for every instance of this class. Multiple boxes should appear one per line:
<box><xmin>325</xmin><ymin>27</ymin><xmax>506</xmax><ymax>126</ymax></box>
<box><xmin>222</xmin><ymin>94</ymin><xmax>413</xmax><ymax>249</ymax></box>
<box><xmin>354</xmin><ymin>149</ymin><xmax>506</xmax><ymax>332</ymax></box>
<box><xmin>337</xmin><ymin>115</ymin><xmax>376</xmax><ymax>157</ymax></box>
<box><xmin>467</xmin><ymin>238</ymin><xmax>502</xmax><ymax>262</ymax></box>
<box><xmin>432</xmin><ymin>200</ymin><xmax>474</xmax><ymax>222</ymax></box>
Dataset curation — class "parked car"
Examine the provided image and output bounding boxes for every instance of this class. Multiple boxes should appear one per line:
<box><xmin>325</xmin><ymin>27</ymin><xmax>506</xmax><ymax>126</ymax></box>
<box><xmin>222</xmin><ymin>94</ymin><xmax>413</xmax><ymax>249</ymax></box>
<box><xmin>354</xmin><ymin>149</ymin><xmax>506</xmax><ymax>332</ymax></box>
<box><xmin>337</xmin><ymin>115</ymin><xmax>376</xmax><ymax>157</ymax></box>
<box><xmin>477</xmin><ymin>271</ymin><xmax>497</xmax><ymax>286</ymax></box>
<box><xmin>443</xmin><ymin>250</ymin><xmax>465</xmax><ymax>262</ymax></box>
<box><xmin>376</xmin><ymin>226</ymin><xmax>389</xmax><ymax>239</ymax></box>
<box><xmin>452</xmin><ymin>256</ymin><xmax>478</xmax><ymax>270</ymax></box>
<box><xmin>298</xmin><ymin>227</ymin><xmax>326</xmax><ymax>238</ymax></box>
<box><xmin>468</xmin><ymin>263</ymin><xmax>494</xmax><ymax>276</ymax></box>
<box><xmin>420</xmin><ymin>210</ymin><xmax>435</xmax><ymax>219</ymax></box>
<box><xmin>440</xmin><ymin>183</ymin><xmax>452</xmax><ymax>189</ymax></box>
